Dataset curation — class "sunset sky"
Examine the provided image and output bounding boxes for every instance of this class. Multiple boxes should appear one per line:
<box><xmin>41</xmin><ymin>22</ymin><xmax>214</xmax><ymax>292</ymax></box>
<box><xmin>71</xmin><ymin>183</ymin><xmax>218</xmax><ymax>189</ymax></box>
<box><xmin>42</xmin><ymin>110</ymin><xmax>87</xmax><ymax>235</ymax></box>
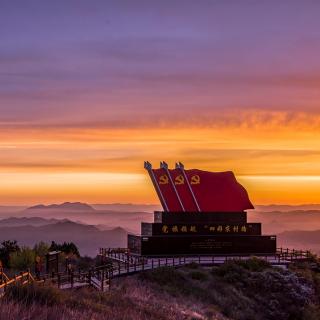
<box><xmin>1</xmin><ymin>1</ymin><xmax>320</xmax><ymax>205</ymax></box>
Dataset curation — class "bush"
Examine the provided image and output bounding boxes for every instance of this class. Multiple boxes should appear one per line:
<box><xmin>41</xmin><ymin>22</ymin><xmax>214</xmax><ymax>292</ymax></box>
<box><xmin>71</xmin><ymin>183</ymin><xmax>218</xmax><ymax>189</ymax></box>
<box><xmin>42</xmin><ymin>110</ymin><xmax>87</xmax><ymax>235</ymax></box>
<box><xmin>140</xmin><ymin>266</ymin><xmax>185</xmax><ymax>287</ymax></box>
<box><xmin>185</xmin><ymin>262</ymin><xmax>199</xmax><ymax>269</ymax></box>
<box><xmin>236</xmin><ymin>257</ymin><xmax>271</xmax><ymax>272</ymax></box>
<box><xmin>33</xmin><ymin>242</ymin><xmax>50</xmax><ymax>258</ymax></box>
<box><xmin>210</xmin><ymin>260</ymin><xmax>313</xmax><ymax>320</ymax></box>
<box><xmin>0</xmin><ymin>240</ymin><xmax>20</xmax><ymax>268</ymax></box>
<box><xmin>190</xmin><ymin>271</ymin><xmax>208</xmax><ymax>281</ymax></box>
<box><xmin>10</xmin><ymin>247</ymin><xmax>35</xmax><ymax>270</ymax></box>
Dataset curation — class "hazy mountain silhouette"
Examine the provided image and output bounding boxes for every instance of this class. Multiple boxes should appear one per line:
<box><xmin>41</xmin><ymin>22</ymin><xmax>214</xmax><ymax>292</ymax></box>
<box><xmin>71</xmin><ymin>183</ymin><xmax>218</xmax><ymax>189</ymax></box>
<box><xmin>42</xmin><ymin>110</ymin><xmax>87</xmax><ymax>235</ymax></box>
<box><xmin>0</xmin><ymin>221</ymin><xmax>127</xmax><ymax>256</ymax></box>
<box><xmin>278</xmin><ymin>229</ymin><xmax>320</xmax><ymax>253</ymax></box>
<box><xmin>26</xmin><ymin>202</ymin><xmax>96</xmax><ymax>212</ymax></box>
<box><xmin>91</xmin><ymin>203</ymin><xmax>161</xmax><ymax>212</ymax></box>
<box><xmin>255</xmin><ymin>204</ymin><xmax>320</xmax><ymax>212</ymax></box>
<box><xmin>0</xmin><ymin>217</ymin><xmax>67</xmax><ymax>227</ymax></box>
<box><xmin>249</xmin><ymin>210</ymin><xmax>320</xmax><ymax>234</ymax></box>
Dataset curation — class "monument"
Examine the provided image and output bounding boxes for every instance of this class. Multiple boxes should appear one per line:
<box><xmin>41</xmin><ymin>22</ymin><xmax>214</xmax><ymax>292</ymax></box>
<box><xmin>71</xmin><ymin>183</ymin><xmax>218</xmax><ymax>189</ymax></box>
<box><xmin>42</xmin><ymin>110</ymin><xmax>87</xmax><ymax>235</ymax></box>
<box><xmin>128</xmin><ymin>162</ymin><xmax>276</xmax><ymax>256</ymax></box>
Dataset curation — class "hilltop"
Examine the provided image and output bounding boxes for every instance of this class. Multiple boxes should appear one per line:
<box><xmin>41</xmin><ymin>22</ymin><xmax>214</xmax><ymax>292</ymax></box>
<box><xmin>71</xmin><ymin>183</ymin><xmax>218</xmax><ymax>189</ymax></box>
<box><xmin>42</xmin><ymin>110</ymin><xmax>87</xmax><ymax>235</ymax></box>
<box><xmin>1</xmin><ymin>258</ymin><xmax>320</xmax><ymax>320</ymax></box>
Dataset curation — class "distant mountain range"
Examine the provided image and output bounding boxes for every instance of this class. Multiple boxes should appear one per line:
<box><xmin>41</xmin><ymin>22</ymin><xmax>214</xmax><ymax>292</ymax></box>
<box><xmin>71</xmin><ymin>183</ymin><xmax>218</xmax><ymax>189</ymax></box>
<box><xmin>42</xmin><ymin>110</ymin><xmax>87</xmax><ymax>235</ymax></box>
<box><xmin>0</xmin><ymin>219</ymin><xmax>127</xmax><ymax>256</ymax></box>
<box><xmin>91</xmin><ymin>203</ymin><xmax>161</xmax><ymax>212</ymax></box>
<box><xmin>278</xmin><ymin>230</ymin><xmax>320</xmax><ymax>254</ymax></box>
<box><xmin>254</xmin><ymin>204</ymin><xmax>320</xmax><ymax>212</ymax></box>
<box><xmin>0</xmin><ymin>217</ymin><xmax>67</xmax><ymax>227</ymax></box>
<box><xmin>26</xmin><ymin>202</ymin><xmax>95</xmax><ymax>212</ymax></box>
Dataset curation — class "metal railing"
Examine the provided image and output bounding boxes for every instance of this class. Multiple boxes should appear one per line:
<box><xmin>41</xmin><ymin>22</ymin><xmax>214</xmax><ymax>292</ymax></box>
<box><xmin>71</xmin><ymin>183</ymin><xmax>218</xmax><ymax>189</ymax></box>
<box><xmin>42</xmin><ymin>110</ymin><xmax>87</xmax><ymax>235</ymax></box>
<box><xmin>99</xmin><ymin>247</ymin><xmax>317</xmax><ymax>278</ymax></box>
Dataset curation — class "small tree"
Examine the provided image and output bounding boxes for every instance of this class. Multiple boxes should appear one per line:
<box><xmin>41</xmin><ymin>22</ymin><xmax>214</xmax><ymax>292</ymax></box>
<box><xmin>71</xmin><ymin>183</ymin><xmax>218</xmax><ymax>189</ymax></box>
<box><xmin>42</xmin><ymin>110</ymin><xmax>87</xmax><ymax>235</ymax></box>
<box><xmin>0</xmin><ymin>240</ymin><xmax>20</xmax><ymax>268</ymax></box>
<box><xmin>61</xmin><ymin>242</ymin><xmax>80</xmax><ymax>257</ymax></box>
<box><xmin>48</xmin><ymin>241</ymin><xmax>80</xmax><ymax>257</ymax></box>
<box><xmin>10</xmin><ymin>246</ymin><xmax>35</xmax><ymax>270</ymax></box>
<box><xmin>34</xmin><ymin>241</ymin><xmax>49</xmax><ymax>258</ymax></box>
<box><xmin>49</xmin><ymin>241</ymin><xmax>59</xmax><ymax>252</ymax></box>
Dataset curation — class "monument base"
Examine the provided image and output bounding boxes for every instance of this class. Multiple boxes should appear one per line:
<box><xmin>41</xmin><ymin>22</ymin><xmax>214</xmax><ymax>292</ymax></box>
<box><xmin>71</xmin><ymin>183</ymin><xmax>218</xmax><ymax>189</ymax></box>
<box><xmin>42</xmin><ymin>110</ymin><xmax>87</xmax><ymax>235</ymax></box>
<box><xmin>128</xmin><ymin>234</ymin><xmax>277</xmax><ymax>256</ymax></box>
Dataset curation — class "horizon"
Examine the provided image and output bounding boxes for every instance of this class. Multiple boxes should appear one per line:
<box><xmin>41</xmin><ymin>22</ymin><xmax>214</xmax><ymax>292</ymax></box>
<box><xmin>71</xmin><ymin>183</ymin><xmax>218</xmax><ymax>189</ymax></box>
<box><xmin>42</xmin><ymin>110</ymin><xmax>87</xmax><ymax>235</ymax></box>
<box><xmin>2</xmin><ymin>201</ymin><xmax>320</xmax><ymax>208</ymax></box>
<box><xmin>1</xmin><ymin>1</ymin><xmax>320</xmax><ymax>205</ymax></box>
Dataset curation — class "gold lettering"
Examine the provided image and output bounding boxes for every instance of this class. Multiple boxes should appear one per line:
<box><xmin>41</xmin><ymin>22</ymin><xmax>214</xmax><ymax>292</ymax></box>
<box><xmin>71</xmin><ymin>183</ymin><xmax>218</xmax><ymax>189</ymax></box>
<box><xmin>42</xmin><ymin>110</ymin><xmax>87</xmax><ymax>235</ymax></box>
<box><xmin>181</xmin><ymin>226</ymin><xmax>188</xmax><ymax>232</ymax></box>
<box><xmin>241</xmin><ymin>226</ymin><xmax>247</xmax><ymax>233</ymax></box>
<box><xmin>190</xmin><ymin>226</ymin><xmax>197</xmax><ymax>233</ymax></box>
<box><xmin>162</xmin><ymin>225</ymin><xmax>169</xmax><ymax>233</ymax></box>
<box><xmin>172</xmin><ymin>225</ymin><xmax>179</xmax><ymax>233</ymax></box>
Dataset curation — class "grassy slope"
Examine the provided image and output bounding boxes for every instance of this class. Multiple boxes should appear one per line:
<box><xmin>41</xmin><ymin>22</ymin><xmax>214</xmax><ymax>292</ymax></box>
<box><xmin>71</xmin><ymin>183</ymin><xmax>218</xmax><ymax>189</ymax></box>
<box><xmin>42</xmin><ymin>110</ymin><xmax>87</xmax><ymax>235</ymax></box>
<box><xmin>2</xmin><ymin>258</ymin><xmax>320</xmax><ymax>320</ymax></box>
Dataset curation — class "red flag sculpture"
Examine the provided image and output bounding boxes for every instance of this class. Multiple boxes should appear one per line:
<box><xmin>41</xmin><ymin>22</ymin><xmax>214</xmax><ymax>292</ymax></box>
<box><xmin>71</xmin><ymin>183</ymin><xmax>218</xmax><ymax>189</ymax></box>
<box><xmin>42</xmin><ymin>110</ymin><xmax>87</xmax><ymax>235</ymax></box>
<box><xmin>151</xmin><ymin>167</ymin><xmax>184</xmax><ymax>212</ymax></box>
<box><xmin>145</xmin><ymin>162</ymin><xmax>254</xmax><ymax>212</ymax></box>
<box><xmin>184</xmin><ymin>169</ymin><xmax>254</xmax><ymax>212</ymax></box>
<box><xmin>168</xmin><ymin>165</ymin><xmax>200</xmax><ymax>212</ymax></box>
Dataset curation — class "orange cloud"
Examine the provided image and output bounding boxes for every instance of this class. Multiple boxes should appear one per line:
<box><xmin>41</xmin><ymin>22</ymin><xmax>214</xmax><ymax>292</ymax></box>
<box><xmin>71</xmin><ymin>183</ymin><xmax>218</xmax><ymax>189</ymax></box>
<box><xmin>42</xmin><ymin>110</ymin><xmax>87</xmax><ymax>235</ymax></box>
<box><xmin>1</xmin><ymin>110</ymin><xmax>320</xmax><ymax>205</ymax></box>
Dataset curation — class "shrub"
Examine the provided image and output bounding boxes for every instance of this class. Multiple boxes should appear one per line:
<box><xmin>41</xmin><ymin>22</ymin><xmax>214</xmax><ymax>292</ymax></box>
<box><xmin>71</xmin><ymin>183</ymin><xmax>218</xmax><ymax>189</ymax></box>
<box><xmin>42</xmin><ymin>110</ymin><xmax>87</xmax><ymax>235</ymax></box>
<box><xmin>10</xmin><ymin>247</ymin><xmax>35</xmax><ymax>270</ymax></box>
<box><xmin>185</xmin><ymin>262</ymin><xmax>199</xmax><ymax>269</ymax></box>
<box><xmin>140</xmin><ymin>266</ymin><xmax>185</xmax><ymax>287</ymax></box>
<box><xmin>49</xmin><ymin>241</ymin><xmax>80</xmax><ymax>257</ymax></box>
<box><xmin>33</xmin><ymin>242</ymin><xmax>50</xmax><ymax>258</ymax></box>
<box><xmin>190</xmin><ymin>271</ymin><xmax>208</xmax><ymax>281</ymax></box>
<box><xmin>0</xmin><ymin>240</ymin><xmax>20</xmax><ymax>268</ymax></box>
<box><xmin>236</xmin><ymin>257</ymin><xmax>271</xmax><ymax>272</ymax></box>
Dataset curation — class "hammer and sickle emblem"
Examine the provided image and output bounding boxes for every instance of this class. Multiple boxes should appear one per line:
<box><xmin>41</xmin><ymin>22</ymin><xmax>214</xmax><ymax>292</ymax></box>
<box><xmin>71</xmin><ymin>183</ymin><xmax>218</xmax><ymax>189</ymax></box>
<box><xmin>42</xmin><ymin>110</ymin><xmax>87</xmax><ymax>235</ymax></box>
<box><xmin>175</xmin><ymin>175</ymin><xmax>185</xmax><ymax>185</ymax></box>
<box><xmin>159</xmin><ymin>174</ymin><xmax>169</xmax><ymax>185</ymax></box>
<box><xmin>190</xmin><ymin>175</ymin><xmax>200</xmax><ymax>185</ymax></box>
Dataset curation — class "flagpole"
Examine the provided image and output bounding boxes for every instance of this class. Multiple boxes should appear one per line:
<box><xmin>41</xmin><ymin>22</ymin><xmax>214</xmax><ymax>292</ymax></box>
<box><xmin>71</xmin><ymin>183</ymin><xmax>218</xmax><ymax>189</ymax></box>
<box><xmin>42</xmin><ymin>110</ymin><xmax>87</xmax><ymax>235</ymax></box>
<box><xmin>161</xmin><ymin>161</ymin><xmax>185</xmax><ymax>212</ymax></box>
<box><xmin>176</xmin><ymin>162</ymin><xmax>201</xmax><ymax>212</ymax></box>
<box><xmin>144</xmin><ymin>161</ymin><xmax>169</xmax><ymax>212</ymax></box>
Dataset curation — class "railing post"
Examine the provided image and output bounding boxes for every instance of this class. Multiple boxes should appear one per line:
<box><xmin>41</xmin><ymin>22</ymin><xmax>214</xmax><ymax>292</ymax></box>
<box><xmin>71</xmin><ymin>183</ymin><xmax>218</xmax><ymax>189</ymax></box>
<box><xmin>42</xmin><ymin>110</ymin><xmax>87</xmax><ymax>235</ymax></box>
<box><xmin>4</xmin><ymin>278</ymin><xmax>7</xmax><ymax>293</ymax></box>
<box><xmin>88</xmin><ymin>270</ymin><xmax>92</xmax><ymax>286</ymax></box>
<box><xmin>158</xmin><ymin>259</ymin><xmax>160</xmax><ymax>268</ymax></box>
<box><xmin>166</xmin><ymin>257</ymin><xmax>167</xmax><ymax>266</ymax></box>
<box><xmin>71</xmin><ymin>271</ymin><xmax>74</xmax><ymax>288</ymax></box>
<box><xmin>27</xmin><ymin>269</ymin><xmax>30</xmax><ymax>284</ymax></box>
<box><xmin>57</xmin><ymin>273</ymin><xmax>61</xmax><ymax>288</ymax></box>
<box><xmin>101</xmin><ymin>270</ymin><xmax>104</xmax><ymax>291</ymax></box>
<box><xmin>152</xmin><ymin>259</ymin><xmax>154</xmax><ymax>269</ymax></box>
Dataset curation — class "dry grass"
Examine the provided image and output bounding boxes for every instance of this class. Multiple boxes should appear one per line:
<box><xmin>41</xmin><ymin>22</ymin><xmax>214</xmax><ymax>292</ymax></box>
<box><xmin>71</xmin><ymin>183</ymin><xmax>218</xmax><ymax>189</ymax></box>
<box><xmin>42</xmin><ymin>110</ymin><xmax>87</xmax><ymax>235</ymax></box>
<box><xmin>0</xmin><ymin>277</ymin><xmax>227</xmax><ymax>320</ymax></box>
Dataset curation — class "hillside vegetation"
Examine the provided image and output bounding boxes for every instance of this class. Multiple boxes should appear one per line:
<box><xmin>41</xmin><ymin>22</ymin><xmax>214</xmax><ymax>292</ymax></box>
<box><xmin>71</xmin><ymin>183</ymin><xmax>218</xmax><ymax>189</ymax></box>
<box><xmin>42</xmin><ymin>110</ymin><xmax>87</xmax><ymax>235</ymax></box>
<box><xmin>1</xmin><ymin>258</ymin><xmax>320</xmax><ymax>320</ymax></box>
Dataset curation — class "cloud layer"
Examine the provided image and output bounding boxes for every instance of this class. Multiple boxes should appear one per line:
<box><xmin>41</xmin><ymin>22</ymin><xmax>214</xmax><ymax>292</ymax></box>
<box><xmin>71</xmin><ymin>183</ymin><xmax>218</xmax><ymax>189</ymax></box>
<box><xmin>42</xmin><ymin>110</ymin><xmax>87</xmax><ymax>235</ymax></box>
<box><xmin>1</xmin><ymin>1</ymin><xmax>320</xmax><ymax>204</ymax></box>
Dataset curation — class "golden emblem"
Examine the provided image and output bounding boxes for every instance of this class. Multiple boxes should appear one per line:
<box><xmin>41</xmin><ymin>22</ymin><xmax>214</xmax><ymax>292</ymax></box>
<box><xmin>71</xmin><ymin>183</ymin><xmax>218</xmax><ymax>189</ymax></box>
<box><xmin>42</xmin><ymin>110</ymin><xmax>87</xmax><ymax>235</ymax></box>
<box><xmin>174</xmin><ymin>175</ymin><xmax>184</xmax><ymax>185</ymax></box>
<box><xmin>159</xmin><ymin>174</ymin><xmax>169</xmax><ymax>185</ymax></box>
<box><xmin>190</xmin><ymin>175</ymin><xmax>200</xmax><ymax>185</ymax></box>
